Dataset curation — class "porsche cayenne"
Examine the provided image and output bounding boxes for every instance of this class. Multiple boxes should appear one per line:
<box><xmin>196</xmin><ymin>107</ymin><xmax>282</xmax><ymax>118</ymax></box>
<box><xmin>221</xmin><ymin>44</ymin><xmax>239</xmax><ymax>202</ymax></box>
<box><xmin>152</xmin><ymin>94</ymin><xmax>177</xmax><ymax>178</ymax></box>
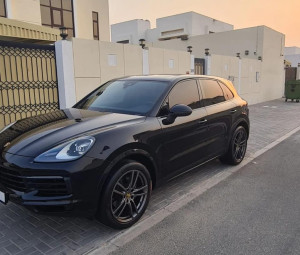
<box><xmin>0</xmin><ymin>75</ymin><xmax>249</xmax><ymax>229</ymax></box>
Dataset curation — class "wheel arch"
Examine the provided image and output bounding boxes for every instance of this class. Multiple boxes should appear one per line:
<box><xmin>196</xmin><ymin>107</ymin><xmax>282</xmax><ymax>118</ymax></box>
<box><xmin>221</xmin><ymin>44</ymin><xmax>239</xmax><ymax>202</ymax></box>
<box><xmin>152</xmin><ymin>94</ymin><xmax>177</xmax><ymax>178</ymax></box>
<box><xmin>232</xmin><ymin>117</ymin><xmax>250</xmax><ymax>138</ymax></box>
<box><xmin>96</xmin><ymin>143</ymin><xmax>159</xmax><ymax>208</ymax></box>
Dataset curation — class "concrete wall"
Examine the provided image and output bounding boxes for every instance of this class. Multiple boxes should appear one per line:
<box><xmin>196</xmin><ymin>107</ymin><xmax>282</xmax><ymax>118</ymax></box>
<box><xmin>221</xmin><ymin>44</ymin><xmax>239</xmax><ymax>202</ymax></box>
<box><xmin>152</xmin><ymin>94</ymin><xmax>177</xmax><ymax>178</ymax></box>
<box><xmin>5</xmin><ymin>0</ymin><xmax>110</xmax><ymax>41</ymax></box>
<box><xmin>208</xmin><ymin>54</ymin><xmax>283</xmax><ymax>105</ymax></box>
<box><xmin>152</xmin><ymin>26</ymin><xmax>266</xmax><ymax>59</ymax></box>
<box><xmin>57</xmin><ymin>38</ymin><xmax>190</xmax><ymax>104</ymax></box>
<box><xmin>260</xmin><ymin>27</ymin><xmax>285</xmax><ymax>101</ymax></box>
<box><xmin>148</xmin><ymin>48</ymin><xmax>190</xmax><ymax>74</ymax></box>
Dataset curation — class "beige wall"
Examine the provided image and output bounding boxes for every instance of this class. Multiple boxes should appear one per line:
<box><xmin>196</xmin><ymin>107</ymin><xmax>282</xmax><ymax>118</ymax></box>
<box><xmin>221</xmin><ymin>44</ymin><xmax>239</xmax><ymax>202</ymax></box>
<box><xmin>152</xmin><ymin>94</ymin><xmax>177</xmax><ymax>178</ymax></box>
<box><xmin>8</xmin><ymin>0</ymin><xmax>42</xmax><ymax>25</ymax></box>
<box><xmin>99</xmin><ymin>41</ymin><xmax>125</xmax><ymax>83</ymax></box>
<box><xmin>73</xmin><ymin>0</ymin><xmax>110</xmax><ymax>41</ymax></box>
<box><xmin>148</xmin><ymin>47</ymin><xmax>164</xmax><ymax>74</ymax></box>
<box><xmin>70</xmin><ymin>38</ymin><xmax>190</xmax><ymax>101</ymax></box>
<box><xmin>72</xmin><ymin>39</ymin><xmax>143</xmax><ymax>101</ymax></box>
<box><xmin>153</xmin><ymin>26</ymin><xmax>265</xmax><ymax>59</ymax></box>
<box><xmin>148</xmin><ymin>48</ymin><xmax>190</xmax><ymax>75</ymax></box>
<box><xmin>260</xmin><ymin>27</ymin><xmax>285</xmax><ymax>101</ymax></box>
<box><xmin>124</xmin><ymin>44</ymin><xmax>143</xmax><ymax>76</ymax></box>
<box><xmin>5</xmin><ymin>0</ymin><xmax>110</xmax><ymax>41</ymax></box>
<box><xmin>209</xmin><ymin>54</ymin><xmax>275</xmax><ymax>105</ymax></box>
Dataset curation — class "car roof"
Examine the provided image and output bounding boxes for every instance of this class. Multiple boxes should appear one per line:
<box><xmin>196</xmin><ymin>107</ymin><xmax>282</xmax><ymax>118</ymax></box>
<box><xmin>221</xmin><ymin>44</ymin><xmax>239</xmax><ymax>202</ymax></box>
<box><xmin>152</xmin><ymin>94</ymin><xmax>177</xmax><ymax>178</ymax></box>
<box><xmin>118</xmin><ymin>75</ymin><xmax>238</xmax><ymax>97</ymax></box>
<box><xmin>118</xmin><ymin>75</ymin><xmax>224</xmax><ymax>83</ymax></box>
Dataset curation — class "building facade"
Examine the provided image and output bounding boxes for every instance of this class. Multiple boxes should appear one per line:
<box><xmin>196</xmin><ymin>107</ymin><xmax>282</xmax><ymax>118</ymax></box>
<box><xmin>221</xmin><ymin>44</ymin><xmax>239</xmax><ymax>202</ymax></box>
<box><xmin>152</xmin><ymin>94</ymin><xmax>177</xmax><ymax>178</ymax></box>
<box><xmin>284</xmin><ymin>47</ymin><xmax>300</xmax><ymax>67</ymax></box>
<box><xmin>0</xmin><ymin>0</ymin><xmax>110</xmax><ymax>43</ymax></box>
<box><xmin>111</xmin><ymin>12</ymin><xmax>234</xmax><ymax>45</ymax></box>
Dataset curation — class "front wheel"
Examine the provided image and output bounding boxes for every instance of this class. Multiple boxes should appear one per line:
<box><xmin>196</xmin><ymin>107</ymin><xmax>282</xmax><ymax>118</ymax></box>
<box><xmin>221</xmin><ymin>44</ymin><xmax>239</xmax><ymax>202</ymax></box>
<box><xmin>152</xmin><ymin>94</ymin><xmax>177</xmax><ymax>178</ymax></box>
<box><xmin>220</xmin><ymin>126</ymin><xmax>248</xmax><ymax>165</ymax></box>
<box><xmin>97</xmin><ymin>161</ymin><xmax>152</xmax><ymax>229</ymax></box>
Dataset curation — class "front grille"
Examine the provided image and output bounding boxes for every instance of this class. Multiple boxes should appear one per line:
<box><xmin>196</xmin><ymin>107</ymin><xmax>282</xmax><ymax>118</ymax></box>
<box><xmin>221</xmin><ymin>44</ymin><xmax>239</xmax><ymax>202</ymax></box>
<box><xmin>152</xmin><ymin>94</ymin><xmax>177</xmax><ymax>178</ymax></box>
<box><xmin>0</xmin><ymin>167</ymin><xmax>26</xmax><ymax>191</ymax></box>
<box><xmin>0</xmin><ymin>167</ymin><xmax>70</xmax><ymax>197</ymax></box>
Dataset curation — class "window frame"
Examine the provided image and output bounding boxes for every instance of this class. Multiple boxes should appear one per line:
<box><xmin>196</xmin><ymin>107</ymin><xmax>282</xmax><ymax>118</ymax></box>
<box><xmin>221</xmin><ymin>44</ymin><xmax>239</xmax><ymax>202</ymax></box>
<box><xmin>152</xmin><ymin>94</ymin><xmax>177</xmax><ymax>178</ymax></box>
<box><xmin>158</xmin><ymin>79</ymin><xmax>202</xmax><ymax>117</ymax></box>
<box><xmin>198</xmin><ymin>78</ymin><xmax>226</xmax><ymax>107</ymax></box>
<box><xmin>218</xmin><ymin>81</ymin><xmax>234</xmax><ymax>101</ymax></box>
<box><xmin>40</xmin><ymin>0</ymin><xmax>75</xmax><ymax>37</ymax></box>
<box><xmin>0</xmin><ymin>0</ymin><xmax>7</xmax><ymax>18</ymax></box>
<box><xmin>92</xmin><ymin>11</ymin><xmax>99</xmax><ymax>40</ymax></box>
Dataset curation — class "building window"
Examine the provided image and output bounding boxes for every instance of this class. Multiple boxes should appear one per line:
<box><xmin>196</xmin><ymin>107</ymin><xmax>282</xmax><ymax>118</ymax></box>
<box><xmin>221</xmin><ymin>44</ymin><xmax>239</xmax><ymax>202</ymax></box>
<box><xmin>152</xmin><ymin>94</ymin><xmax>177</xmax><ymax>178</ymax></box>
<box><xmin>0</xmin><ymin>0</ymin><xmax>6</xmax><ymax>18</ymax></box>
<box><xmin>40</xmin><ymin>0</ymin><xmax>75</xmax><ymax>37</ymax></box>
<box><xmin>92</xmin><ymin>11</ymin><xmax>99</xmax><ymax>40</ymax></box>
<box><xmin>117</xmin><ymin>40</ymin><xmax>129</xmax><ymax>44</ymax></box>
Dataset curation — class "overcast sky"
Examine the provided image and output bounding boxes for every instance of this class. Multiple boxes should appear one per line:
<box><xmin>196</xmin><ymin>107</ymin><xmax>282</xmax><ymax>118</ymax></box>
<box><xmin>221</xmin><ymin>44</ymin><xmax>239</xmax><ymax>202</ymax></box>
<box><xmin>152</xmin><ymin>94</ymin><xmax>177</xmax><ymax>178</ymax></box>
<box><xmin>109</xmin><ymin>0</ymin><xmax>300</xmax><ymax>47</ymax></box>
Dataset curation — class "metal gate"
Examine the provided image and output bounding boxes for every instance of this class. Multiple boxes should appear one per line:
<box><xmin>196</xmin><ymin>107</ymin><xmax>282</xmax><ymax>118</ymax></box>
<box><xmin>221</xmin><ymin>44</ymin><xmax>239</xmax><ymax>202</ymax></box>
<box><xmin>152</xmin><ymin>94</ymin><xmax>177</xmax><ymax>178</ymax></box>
<box><xmin>194</xmin><ymin>58</ymin><xmax>205</xmax><ymax>75</ymax></box>
<box><xmin>0</xmin><ymin>41</ymin><xmax>59</xmax><ymax>129</ymax></box>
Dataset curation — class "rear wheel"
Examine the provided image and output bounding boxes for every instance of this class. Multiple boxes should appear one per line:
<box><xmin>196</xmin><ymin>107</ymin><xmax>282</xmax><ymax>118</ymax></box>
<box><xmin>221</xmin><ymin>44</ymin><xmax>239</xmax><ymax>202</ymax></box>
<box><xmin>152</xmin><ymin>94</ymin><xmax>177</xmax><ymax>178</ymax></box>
<box><xmin>97</xmin><ymin>161</ymin><xmax>152</xmax><ymax>229</ymax></box>
<box><xmin>220</xmin><ymin>126</ymin><xmax>248</xmax><ymax>165</ymax></box>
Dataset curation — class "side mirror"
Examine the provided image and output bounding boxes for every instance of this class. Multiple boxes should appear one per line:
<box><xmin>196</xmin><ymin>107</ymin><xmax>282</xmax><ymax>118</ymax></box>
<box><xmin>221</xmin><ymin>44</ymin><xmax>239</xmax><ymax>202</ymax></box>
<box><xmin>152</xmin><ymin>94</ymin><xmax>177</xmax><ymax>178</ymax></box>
<box><xmin>162</xmin><ymin>104</ymin><xmax>192</xmax><ymax>125</ymax></box>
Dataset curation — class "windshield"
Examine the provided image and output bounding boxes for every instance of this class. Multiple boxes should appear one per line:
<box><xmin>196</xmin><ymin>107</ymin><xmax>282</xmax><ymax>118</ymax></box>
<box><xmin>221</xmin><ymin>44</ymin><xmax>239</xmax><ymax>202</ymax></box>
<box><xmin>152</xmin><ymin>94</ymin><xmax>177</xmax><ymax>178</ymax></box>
<box><xmin>74</xmin><ymin>80</ymin><xmax>169</xmax><ymax>115</ymax></box>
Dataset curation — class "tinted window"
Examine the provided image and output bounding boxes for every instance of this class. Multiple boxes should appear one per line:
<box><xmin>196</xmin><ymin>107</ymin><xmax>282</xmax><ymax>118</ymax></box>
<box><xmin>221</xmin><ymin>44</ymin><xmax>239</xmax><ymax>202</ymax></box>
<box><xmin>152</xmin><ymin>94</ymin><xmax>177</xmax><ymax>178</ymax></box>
<box><xmin>200</xmin><ymin>80</ymin><xmax>225</xmax><ymax>106</ymax></box>
<box><xmin>168</xmin><ymin>80</ymin><xmax>200</xmax><ymax>110</ymax></box>
<box><xmin>219</xmin><ymin>82</ymin><xmax>234</xmax><ymax>100</ymax></box>
<box><xmin>75</xmin><ymin>80</ymin><xmax>169</xmax><ymax>115</ymax></box>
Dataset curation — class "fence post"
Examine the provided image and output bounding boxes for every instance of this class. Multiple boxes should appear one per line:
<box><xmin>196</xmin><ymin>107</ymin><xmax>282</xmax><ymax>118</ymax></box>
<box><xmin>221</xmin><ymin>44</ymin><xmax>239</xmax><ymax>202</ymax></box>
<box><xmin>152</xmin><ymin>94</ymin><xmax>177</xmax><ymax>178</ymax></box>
<box><xmin>142</xmin><ymin>49</ymin><xmax>149</xmax><ymax>75</ymax></box>
<box><xmin>190</xmin><ymin>54</ymin><xmax>195</xmax><ymax>74</ymax></box>
<box><xmin>55</xmin><ymin>40</ymin><xmax>77</xmax><ymax>109</ymax></box>
<box><xmin>205</xmin><ymin>55</ymin><xmax>211</xmax><ymax>75</ymax></box>
<box><xmin>238</xmin><ymin>58</ymin><xmax>242</xmax><ymax>94</ymax></box>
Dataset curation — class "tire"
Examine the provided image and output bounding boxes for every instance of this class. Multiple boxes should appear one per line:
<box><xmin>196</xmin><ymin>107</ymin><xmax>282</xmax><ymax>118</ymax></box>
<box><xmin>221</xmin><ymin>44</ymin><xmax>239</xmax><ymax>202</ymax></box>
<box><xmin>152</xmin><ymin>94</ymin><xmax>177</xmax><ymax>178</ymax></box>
<box><xmin>97</xmin><ymin>160</ymin><xmax>152</xmax><ymax>229</ymax></box>
<box><xmin>220</xmin><ymin>126</ymin><xmax>248</xmax><ymax>165</ymax></box>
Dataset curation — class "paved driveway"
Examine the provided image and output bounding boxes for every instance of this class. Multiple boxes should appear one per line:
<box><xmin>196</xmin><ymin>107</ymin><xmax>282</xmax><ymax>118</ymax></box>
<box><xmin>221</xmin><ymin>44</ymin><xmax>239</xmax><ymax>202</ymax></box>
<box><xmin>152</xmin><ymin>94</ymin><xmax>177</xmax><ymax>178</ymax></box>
<box><xmin>0</xmin><ymin>99</ymin><xmax>300</xmax><ymax>255</ymax></box>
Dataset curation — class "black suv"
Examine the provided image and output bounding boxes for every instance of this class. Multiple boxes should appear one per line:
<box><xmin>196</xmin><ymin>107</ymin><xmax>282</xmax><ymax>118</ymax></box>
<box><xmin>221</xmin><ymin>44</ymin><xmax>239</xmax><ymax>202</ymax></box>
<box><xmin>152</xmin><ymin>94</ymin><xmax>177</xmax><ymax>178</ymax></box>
<box><xmin>0</xmin><ymin>75</ymin><xmax>249</xmax><ymax>229</ymax></box>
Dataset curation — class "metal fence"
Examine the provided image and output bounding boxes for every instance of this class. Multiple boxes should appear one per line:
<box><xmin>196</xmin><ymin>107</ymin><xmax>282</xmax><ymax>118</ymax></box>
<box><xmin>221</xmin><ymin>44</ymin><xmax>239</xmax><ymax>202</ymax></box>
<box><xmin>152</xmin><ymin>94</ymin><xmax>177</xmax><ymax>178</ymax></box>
<box><xmin>0</xmin><ymin>41</ymin><xmax>59</xmax><ymax>129</ymax></box>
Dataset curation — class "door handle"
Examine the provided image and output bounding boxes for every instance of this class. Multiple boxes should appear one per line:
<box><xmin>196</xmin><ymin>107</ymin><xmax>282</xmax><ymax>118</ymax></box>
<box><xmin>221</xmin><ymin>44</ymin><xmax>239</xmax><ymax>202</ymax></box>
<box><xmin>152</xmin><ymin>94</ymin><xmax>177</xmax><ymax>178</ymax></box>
<box><xmin>198</xmin><ymin>119</ymin><xmax>207</xmax><ymax>124</ymax></box>
<box><xmin>230</xmin><ymin>109</ymin><xmax>237</xmax><ymax>114</ymax></box>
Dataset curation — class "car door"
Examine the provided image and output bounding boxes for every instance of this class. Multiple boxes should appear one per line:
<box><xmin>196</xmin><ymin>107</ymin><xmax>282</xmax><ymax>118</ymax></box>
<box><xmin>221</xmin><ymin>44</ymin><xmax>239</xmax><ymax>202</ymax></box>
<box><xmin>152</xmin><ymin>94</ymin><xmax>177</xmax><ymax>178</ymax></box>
<box><xmin>157</xmin><ymin>79</ymin><xmax>209</xmax><ymax>179</ymax></box>
<box><xmin>198</xmin><ymin>79</ymin><xmax>237</xmax><ymax>158</ymax></box>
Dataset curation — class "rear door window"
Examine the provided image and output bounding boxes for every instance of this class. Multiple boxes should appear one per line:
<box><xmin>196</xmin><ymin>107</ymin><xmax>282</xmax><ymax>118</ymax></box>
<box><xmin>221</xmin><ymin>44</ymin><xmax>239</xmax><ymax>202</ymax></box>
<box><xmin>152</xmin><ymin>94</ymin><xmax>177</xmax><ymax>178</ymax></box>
<box><xmin>219</xmin><ymin>82</ymin><xmax>234</xmax><ymax>100</ymax></box>
<box><xmin>200</xmin><ymin>80</ymin><xmax>225</xmax><ymax>107</ymax></box>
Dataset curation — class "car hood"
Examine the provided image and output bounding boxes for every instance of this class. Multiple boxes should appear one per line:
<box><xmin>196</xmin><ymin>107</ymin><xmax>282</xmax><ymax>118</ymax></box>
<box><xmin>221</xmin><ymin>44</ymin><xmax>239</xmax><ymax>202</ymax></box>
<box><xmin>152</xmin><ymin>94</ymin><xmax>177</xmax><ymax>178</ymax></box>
<box><xmin>0</xmin><ymin>108</ymin><xmax>146</xmax><ymax>157</ymax></box>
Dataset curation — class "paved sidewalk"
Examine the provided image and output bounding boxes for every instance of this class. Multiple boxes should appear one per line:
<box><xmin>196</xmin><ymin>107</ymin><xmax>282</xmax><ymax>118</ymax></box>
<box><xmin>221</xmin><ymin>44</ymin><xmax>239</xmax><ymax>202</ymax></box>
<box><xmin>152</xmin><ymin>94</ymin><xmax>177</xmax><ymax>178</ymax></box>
<box><xmin>0</xmin><ymin>99</ymin><xmax>300</xmax><ymax>255</ymax></box>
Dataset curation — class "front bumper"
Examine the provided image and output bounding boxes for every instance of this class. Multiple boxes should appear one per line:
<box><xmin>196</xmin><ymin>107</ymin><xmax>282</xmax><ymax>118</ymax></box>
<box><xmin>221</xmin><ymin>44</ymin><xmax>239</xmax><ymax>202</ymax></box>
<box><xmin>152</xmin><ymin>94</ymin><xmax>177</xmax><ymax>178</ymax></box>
<box><xmin>0</xmin><ymin>152</ymin><xmax>105</xmax><ymax>216</ymax></box>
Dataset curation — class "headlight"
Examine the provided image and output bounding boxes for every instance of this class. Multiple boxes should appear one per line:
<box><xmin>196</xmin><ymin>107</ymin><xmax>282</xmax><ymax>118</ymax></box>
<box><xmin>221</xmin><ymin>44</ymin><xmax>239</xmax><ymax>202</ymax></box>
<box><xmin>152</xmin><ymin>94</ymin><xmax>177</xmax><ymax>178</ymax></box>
<box><xmin>34</xmin><ymin>136</ymin><xmax>95</xmax><ymax>163</ymax></box>
<box><xmin>0</xmin><ymin>122</ymin><xmax>16</xmax><ymax>134</ymax></box>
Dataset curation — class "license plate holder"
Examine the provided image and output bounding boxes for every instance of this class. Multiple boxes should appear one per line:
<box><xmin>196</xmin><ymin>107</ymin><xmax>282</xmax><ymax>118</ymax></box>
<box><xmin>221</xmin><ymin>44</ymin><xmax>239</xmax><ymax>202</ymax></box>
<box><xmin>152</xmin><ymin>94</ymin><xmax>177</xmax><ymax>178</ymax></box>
<box><xmin>0</xmin><ymin>190</ymin><xmax>8</xmax><ymax>204</ymax></box>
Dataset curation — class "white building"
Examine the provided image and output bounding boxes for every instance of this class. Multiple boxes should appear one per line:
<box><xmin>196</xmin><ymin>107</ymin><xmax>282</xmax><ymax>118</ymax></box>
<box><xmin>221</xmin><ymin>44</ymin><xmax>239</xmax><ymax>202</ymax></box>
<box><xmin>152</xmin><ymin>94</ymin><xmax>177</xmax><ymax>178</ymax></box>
<box><xmin>111</xmin><ymin>12</ymin><xmax>234</xmax><ymax>44</ymax></box>
<box><xmin>0</xmin><ymin>0</ymin><xmax>110</xmax><ymax>43</ymax></box>
<box><xmin>284</xmin><ymin>47</ymin><xmax>300</xmax><ymax>67</ymax></box>
<box><xmin>152</xmin><ymin>25</ymin><xmax>285</xmax><ymax>104</ymax></box>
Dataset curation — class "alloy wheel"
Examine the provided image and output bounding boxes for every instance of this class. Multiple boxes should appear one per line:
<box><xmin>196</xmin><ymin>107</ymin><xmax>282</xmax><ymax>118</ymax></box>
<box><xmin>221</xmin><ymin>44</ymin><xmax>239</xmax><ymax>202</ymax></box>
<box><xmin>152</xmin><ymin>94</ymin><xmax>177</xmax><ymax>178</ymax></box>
<box><xmin>233</xmin><ymin>128</ymin><xmax>247</xmax><ymax>161</ymax></box>
<box><xmin>111</xmin><ymin>170</ymin><xmax>148</xmax><ymax>223</ymax></box>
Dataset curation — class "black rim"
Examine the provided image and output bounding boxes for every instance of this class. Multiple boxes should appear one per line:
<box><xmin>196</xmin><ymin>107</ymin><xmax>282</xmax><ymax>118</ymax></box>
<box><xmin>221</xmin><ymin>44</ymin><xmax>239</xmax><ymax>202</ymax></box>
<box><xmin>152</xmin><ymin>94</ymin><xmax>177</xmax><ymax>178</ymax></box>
<box><xmin>233</xmin><ymin>129</ymin><xmax>247</xmax><ymax>161</ymax></box>
<box><xmin>111</xmin><ymin>170</ymin><xmax>148</xmax><ymax>223</ymax></box>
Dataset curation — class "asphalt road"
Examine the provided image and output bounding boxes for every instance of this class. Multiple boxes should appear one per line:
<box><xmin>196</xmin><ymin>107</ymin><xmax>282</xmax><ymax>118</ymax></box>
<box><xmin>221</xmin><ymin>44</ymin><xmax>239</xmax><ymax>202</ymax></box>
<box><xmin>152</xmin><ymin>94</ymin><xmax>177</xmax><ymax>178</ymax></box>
<box><xmin>110</xmin><ymin>131</ymin><xmax>300</xmax><ymax>255</ymax></box>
